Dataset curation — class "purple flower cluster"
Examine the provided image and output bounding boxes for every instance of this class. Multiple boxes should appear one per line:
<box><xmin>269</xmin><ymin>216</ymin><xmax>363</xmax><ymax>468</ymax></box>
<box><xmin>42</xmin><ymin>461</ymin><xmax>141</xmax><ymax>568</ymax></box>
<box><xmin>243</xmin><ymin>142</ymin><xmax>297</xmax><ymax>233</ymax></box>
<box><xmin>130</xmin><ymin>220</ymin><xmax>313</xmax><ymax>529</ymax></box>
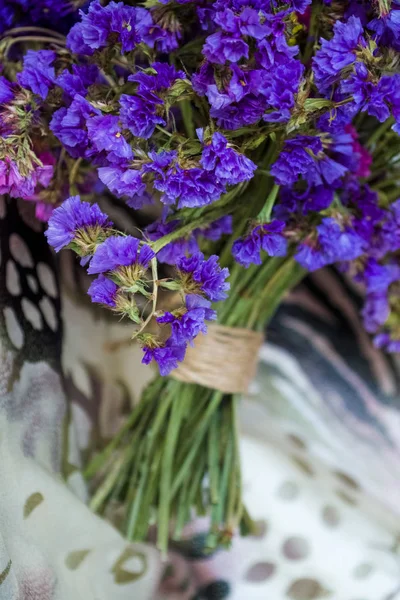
<box><xmin>45</xmin><ymin>194</ymin><xmax>228</xmax><ymax>375</ymax></box>
<box><xmin>145</xmin><ymin>216</ymin><xmax>232</xmax><ymax>265</ymax></box>
<box><xmin>0</xmin><ymin>156</ymin><xmax>53</xmax><ymax>203</ymax></box>
<box><xmin>232</xmin><ymin>221</ymin><xmax>287</xmax><ymax>268</ymax></box>
<box><xmin>18</xmin><ymin>50</ymin><xmax>56</xmax><ymax>100</ymax></box>
<box><xmin>120</xmin><ymin>63</ymin><xmax>185</xmax><ymax>140</ymax></box>
<box><xmin>270</xmin><ymin>136</ymin><xmax>348</xmax><ymax>188</ymax></box>
<box><xmin>157</xmin><ymin>295</ymin><xmax>216</xmax><ymax>346</ymax></box>
<box><xmin>313</xmin><ymin>13</ymin><xmax>400</xmax><ymax>133</ymax></box>
<box><xmin>86</xmin><ymin>235</ymin><xmax>155</xmax><ymax>323</ymax></box>
<box><xmin>98</xmin><ymin>130</ymin><xmax>256</xmax><ymax>209</ymax></box>
<box><xmin>67</xmin><ymin>0</ymin><xmax>151</xmax><ymax>55</ymax></box>
<box><xmin>0</xmin><ymin>0</ymin><xmax>74</xmax><ymax>35</ymax></box>
<box><xmin>10</xmin><ymin>0</ymin><xmax>400</xmax><ymax>363</ymax></box>
<box><xmin>66</xmin><ymin>0</ymin><xmax>187</xmax><ymax>56</ymax></box>
<box><xmin>143</xmin><ymin>253</ymin><xmax>229</xmax><ymax>375</ymax></box>
<box><xmin>45</xmin><ymin>195</ymin><xmax>112</xmax><ymax>254</ymax></box>
<box><xmin>192</xmin><ymin>1</ymin><xmax>305</xmax><ymax>128</ymax></box>
<box><xmin>88</xmin><ymin>235</ymin><xmax>154</xmax><ymax>276</ymax></box>
<box><xmin>178</xmin><ymin>253</ymin><xmax>230</xmax><ymax>302</ymax></box>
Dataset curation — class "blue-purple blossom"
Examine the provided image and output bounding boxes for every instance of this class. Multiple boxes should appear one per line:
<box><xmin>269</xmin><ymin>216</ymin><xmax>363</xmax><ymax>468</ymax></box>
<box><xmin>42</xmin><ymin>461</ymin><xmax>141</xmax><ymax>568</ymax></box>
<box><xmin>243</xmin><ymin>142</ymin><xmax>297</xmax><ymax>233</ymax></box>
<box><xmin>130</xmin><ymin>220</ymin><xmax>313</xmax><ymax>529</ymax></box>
<box><xmin>45</xmin><ymin>195</ymin><xmax>112</xmax><ymax>253</ymax></box>
<box><xmin>316</xmin><ymin>217</ymin><xmax>366</xmax><ymax>263</ymax></box>
<box><xmin>203</xmin><ymin>31</ymin><xmax>249</xmax><ymax>64</ymax></box>
<box><xmin>0</xmin><ymin>4</ymin><xmax>15</xmax><ymax>34</ymax></box>
<box><xmin>0</xmin><ymin>158</ymin><xmax>51</xmax><ymax>200</ymax></box>
<box><xmin>295</xmin><ymin>242</ymin><xmax>331</xmax><ymax>272</ymax></box>
<box><xmin>232</xmin><ymin>221</ymin><xmax>287</xmax><ymax>268</ymax></box>
<box><xmin>56</xmin><ymin>64</ymin><xmax>99</xmax><ymax>98</ymax></box>
<box><xmin>67</xmin><ymin>0</ymin><xmax>148</xmax><ymax>55</ymax></box>
<box><xmin>119</xmin><ymin>63</ymin><xmax>185</xmax><ymax>139</ymax></box>
<box><xmin>178</xmin><ymin>253</ymin><xmax>229</xmax><ymax>301</ymax></box>
<box><xmin>0</xmin><ymin>77</ymin><xmax>14</xmax><ymax>103</ymax></box>
<box><xmin>232</xmin><ymin>229</ymin><xmax>263</xmax><ymax>268</ymax></box>
<box><xmin>271</xmin><ymin>136</ymin><xmax>322</xmax><ymax>186</ymax></box>
<box><xmin>146</xmin><ymin>220</ymin><xmax>199</xmax><ymax>265</ymax></box>
<box><xmin>362</xmin><ymin>293</ymin><xmax>390</xmax><ymax>333</ymax></box>
<box><xmin>374</xmin><ymin>333</ymin><xmax>400</xmax><ymax>353</ymax></box>
<box><xmin>142</xmin><ymin>339</ymin><xmax>186</xmax><ymax>376</ymax></box>
<box><xmin>294</xmin><ymin>217</ymin><xmax>366</xmax><ymax>272</ymax></box>
<box><xmin>276</xmin><ymin>185</ymin><xmax>334</xmax><ymax>218</ymax></box>
<box><xmin>87</xmin><ymin>114</ymin><xmax>133</xmax><ymax>160</ymax></box>
<box><xmin>98</xmin><ymin>166</ymin><xmax>147</xmax><ymax>205</ymax></box>
<box><xmin>313</xmin><ymin>16</ymin><xmax>365</xmax><ymax>93</ymax></box>
<box><xmin>88</xmin><ymin>274</ymin><xmax>118</xmax><ymax>307</ymax></box>
<box><xmin>149</xmin><ymin>160</ymin><xmax>224</xmax><ymax>208</ymax></box>
<box><xmin>157</xmin><ymin>294</ymin><xmax>216</xmax><ymax>343</ymax></box>
<box><xmin>88</xmin><ymin>235</ymin><xmax>155</xmax><ymax>274</ymax></box>
<box><xmin>211</xmin><ymin>96</ymin><xmax>266</xmax><ymax>129</ymax></box>
<box><xmin>18</xmin><ymin>49</ymin><xmax>56</xmax><ymax>99</ymax></box>
<box><xmin>198</xmin><ymin>216</ymin><xmax>233</xmax><ymax>241</ymax></box>
<box><xmin>198</xmin><ymin>64</ymin><xmax>260</xmax><ymax>110</ymax></box>
<box><xmin>362</xmin><ymin>259</ymin><xmax>400</xmax><ymax>294</ymax></box>
<box><xmin>369</xmin><ymin>7</ymin><xmax>400</xmax><ymax>51</ymax></box>
<box><xmin>50</xmin><ymin>95</ymin><xmax>101</xmax><ymax>158</ymax></box>
<box><xmin>271</xmin><ymin>136</ymin><xmax>348</xmax><ymax>187</ymax></box>
<box><xmin>200</xmin><ymin>132</ymin><xmax>257</xmax><ymax>185</ymax></box>
<box><xmin>119</xmin><ymin>94</ymin><xmax>165</xmax><ymax>140</ymax></box>
<box><xmin>128</xmin><ymin>62</ymin><xmax>185</xmax><ymax>93</ymax></box>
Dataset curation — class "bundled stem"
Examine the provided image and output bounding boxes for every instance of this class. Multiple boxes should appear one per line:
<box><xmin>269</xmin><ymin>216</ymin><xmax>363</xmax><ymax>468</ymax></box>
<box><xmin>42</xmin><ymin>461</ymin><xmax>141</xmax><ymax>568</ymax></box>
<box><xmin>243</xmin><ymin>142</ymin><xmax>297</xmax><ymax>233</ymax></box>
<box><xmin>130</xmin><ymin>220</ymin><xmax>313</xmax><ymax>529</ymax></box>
<box><xmin>85</xmin><ymin>252</ymin><xmax>304</xmax><ymax>554</ymax></box>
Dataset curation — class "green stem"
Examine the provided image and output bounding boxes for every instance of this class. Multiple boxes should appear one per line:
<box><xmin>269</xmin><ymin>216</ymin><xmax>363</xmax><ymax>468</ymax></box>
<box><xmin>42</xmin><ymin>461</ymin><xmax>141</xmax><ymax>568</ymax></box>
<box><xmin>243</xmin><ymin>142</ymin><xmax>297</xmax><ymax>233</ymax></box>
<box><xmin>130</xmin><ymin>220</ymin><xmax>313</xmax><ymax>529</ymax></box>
<box><xmin>208</xmin><ymin>411</ymin><xmax>220</xmax><ymax>505</ymax></box>
<box><xmin>89</xmin><ymin>451</ymin><xmax>127</xmax><ymax>512</ymax></box>
<box><xmin>171</xmin><ymin>391</ymin><xmax>223</xmax><ymax>497</ymax></box>
<box><xmin>246</xmin><ymin>258</ymin><xmax>300</xmax><ymax>329</ymax></box>
<box><xmin>158</xmin><ymin>397</ymin><xmax>185</xmax><ymax>553</ymax></box>
<box><xmin>257</xmin><ymin>184</ymin><xmax>280</xmax><ymax>223</ymax></box>
<box><xmin>180</xmin><ymin>99</ymin><xmax>195</xmax><ymax>138</ymax></box>
<box><xmin>303</xmin><ymin>0</ymin><xmax>320</xmax><ymax>65</ymax></box>
<box><xmin>367</xmin><ymin>117</ymin><xmax>394</xmax><ymax>149</ymax></box>
<box><xmin>255</xmin><ymin>260</ymin><xmax>305</xmax><ymax>327</ymax></box>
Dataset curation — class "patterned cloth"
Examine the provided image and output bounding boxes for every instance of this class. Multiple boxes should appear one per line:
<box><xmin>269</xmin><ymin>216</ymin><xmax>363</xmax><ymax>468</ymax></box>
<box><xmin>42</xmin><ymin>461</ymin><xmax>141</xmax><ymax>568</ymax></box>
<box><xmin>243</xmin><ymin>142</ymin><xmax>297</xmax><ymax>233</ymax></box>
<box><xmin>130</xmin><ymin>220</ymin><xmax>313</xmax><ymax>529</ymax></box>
<box><xmin>0</xmin><ymin>196</ymin><xmax>400</xmax><ymax>600</ymax></box>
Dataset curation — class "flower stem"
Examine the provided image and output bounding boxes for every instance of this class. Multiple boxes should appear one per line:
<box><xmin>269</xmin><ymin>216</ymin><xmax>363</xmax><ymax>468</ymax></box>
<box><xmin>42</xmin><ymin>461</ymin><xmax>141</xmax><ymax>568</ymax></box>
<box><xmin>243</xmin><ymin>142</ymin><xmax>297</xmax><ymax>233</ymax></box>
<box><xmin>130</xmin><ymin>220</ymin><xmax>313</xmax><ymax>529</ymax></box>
<box><xmin>257</xmin><ymin>184</ymin><xmax>280</xmax><ymax>223</ymax></box>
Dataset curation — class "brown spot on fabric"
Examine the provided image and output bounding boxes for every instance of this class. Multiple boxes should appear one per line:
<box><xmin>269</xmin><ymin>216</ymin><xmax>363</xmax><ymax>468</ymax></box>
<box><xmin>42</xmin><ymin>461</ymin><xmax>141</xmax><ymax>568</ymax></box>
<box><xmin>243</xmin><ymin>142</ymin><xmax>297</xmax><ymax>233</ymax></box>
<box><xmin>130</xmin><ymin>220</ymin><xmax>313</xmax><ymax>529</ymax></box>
<box><xmin>277</xmin><ymin>481</ymin><xmax>300</xmax><ymax>501</ymax></box>
<box><xmin>287</xmin><ymin>434</ymin><xmax>307</xmax><ymax>450</ymax></box>
<box><xmin>352</xmin><ymin>563</ymin><xmax>374</xmax><ymax>580</ymax></box>
<box><xmin>333</xmin><ymin>471</ymin><xmax>360</xmax><ymax>490</ymax></box>
<box><xmin>282</xmin><ymin>537</ymin><xmax>310</xmax><ymax>561</ymax></box>
<box><xmin>65</xmin><ymin>550</ymin><xmax>91</xmax><ymax>570</ymax></box>
<box><xmin>322</xmin><ymin>505</ymin><xmax>340</xmax><ymax>528</ymax></box>
<box><xmin>252</xmin><ymin>519</ymin><xmax>269</xmax><ymax>538</ymax></box>
<box><xmin>336</xmin><ymin>490</ymin><xmax>357</xmax><ymax>506</ymax></box>
<box><xmin>290</xmin><ymin>455</ymin><xmax>314</xmax><ymax>477</ymax></box>
<box><xmin>0</xmin><ymin>560</ymin><xmax>11</xmax><ymax>585</ymax></box>
<box><xmin>111</xmin><ymin>547</ymin><xmax>147</xmax><ymax>584</ymax></box>
<box><xmin>24</xmin><ymin>492</ymin><xmax>44</xmax><ymax>518</ymax></box>
<box><xmin>286</xmin><ymin>578</ymin><xmax>331</xmax><ymax>599</ymax></box>
<box><xmin>245</xmin><ymin>562</ymin><xmax>276</xmax><ymax>582</ymax></box>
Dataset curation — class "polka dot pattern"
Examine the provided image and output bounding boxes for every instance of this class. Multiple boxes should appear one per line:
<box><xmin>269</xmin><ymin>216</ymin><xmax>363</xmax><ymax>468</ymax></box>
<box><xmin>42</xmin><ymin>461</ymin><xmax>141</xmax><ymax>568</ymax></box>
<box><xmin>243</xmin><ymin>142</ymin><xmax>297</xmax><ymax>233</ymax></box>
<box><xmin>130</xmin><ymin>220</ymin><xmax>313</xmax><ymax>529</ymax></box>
<box><xmin>282</xmin><ymin>537</ymin><xmax>310</xmax><ymax>561</ymax></box>
<box><xmin>245</xmin><ymin>562</ymin><xmax>276</xmax><ymax>583</ymax></box>
<box><xmin>0</xmin><ymin>197</ymin><xmax>61</xmax><ymax>361</ymax></box>
<box><xmin>277</xmin><ymin>481</ymin><xmax>300</xmax><ymax>501</ymax></box>
<box><xmin>322</xmin><ymin>505</ymin><xmax>340</xmax><ymax>528</ymax></box>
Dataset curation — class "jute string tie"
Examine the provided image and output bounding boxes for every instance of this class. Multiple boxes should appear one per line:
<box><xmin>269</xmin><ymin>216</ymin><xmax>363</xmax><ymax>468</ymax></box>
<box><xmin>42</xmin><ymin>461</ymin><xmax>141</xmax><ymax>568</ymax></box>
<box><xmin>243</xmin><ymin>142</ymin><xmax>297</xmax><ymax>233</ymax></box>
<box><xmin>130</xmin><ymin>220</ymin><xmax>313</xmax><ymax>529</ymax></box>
<box><xmin>172</xmin><ymin>323</ymin><xmax>264</xmax><ymax>394</ymax></box>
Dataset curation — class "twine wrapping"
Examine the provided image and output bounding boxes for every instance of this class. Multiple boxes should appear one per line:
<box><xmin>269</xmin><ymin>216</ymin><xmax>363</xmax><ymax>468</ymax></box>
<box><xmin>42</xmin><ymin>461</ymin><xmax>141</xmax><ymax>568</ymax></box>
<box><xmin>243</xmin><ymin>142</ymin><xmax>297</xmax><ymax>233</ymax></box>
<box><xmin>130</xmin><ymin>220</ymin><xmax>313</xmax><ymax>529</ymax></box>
<box><xmin>172</xmin><ymin>323</ymin><xmax>264</xmax><ymax>394</ymax></box>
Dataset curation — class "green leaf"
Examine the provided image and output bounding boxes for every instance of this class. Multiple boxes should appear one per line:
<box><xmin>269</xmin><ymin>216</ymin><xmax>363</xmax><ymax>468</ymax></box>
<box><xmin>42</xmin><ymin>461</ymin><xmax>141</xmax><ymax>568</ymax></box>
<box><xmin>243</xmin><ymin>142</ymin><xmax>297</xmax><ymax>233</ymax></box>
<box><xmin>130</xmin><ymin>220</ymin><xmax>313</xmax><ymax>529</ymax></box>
<box><xmin>304</xmin><ymin>98</ymin><xmax>334</xmax><ymax>112</ymax></box>
<box><xmin>158</xmin><ymin>279</ymin><xmax>182</xmax><ymax>291</ymax></box>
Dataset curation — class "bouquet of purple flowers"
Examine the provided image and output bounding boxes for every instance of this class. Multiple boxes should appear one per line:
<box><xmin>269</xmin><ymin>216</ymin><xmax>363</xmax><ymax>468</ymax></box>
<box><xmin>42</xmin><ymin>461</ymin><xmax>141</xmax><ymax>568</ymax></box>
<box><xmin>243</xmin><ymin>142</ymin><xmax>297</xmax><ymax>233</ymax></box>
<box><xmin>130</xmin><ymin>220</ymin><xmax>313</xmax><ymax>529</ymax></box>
<box><xmin>3</xmin><ymin>0</ymin><xmax>400</xmax><ymax>551</ymax></box>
